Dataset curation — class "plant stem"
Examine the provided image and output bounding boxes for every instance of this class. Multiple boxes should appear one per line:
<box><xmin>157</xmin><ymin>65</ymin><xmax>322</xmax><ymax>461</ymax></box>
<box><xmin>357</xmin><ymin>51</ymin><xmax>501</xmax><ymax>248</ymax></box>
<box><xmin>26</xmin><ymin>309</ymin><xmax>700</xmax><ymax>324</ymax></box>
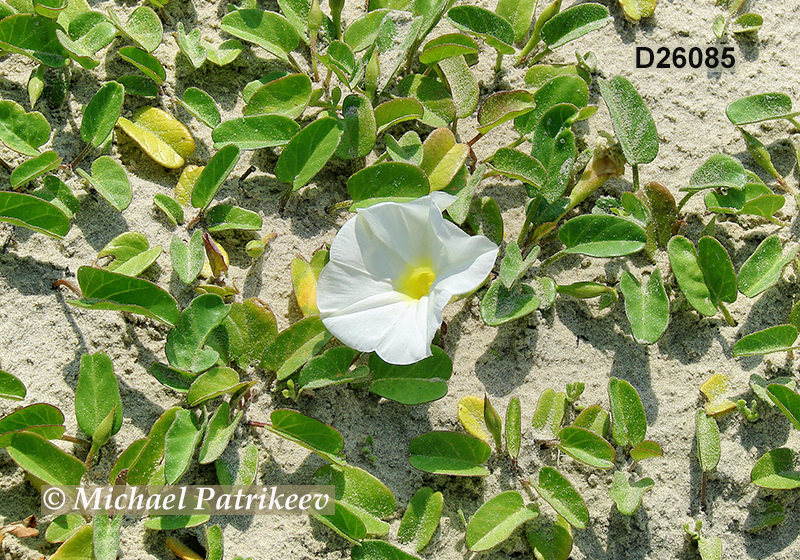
<box><xmin>0</xmin><ymin>157</ymin><xmax>11</xmax><ymax>173</ymax></box>
<box><xmin>542</xmin><ymin>250</ymin><xmax>566</xmax><ymax>267</ymax></box>
<box><xmin>62</xmin><ymin>435</ymin><xmax>91</xmax><ymax>446</ymax></box>
<box><xmin>701</xmin><ymin>472</ymin><xmax>707</xmax><ymax>511</ymax></box>
<box><xmin>494</xmin><ymin>52</ymin><xmax>503</xmax><ymax>74</ymax></box>
<box><xmin>632</xmin><ymin>164</ymin><xmax>640</xmax><ymax>191</ymax></box>
<box><xmin>467</xmin><ymin>132</ymin><xmax>483</xmax><ymax>147</ymax></box>
<box><xmin>287</xmin><ymin>53</ymin><xmax>303</xmax><ymax>73</ymax></box>
<box><xmin>53</xmin><ymin>279</ymin><xmax>82</xmax><ymax>297</ymax></box>
<box><xmin>326</xmin><ymin>200</ymin><xmax>353</xmax><ymax>214</ymax></box>
<box><xmin>71</xmin><ymin>143</ymin><xmax>92</xmax><ymax>169</ymax></box>
<box><xmin>677</xmin><ymin>191</ymin><xmax>695</xmax><ymax>212</ymax></box>
<box><xmin>718</xmin><ymin>302</ymin><xmax>736</xmax><ymax>327</ymax></box>
<box><xmin>239</xmin><ymin>165</ymin><xmax>256</xmax><ymax>182</ymax></box>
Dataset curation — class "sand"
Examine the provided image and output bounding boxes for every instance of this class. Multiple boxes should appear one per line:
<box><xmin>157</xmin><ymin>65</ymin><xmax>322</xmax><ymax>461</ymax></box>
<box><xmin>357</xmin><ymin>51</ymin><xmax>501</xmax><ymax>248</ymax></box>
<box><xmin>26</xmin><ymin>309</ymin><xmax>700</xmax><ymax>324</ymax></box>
<box><xmin>1</xmin><ymin>0</ymin><xmax>800</xmax><ymax>558</ymax></box>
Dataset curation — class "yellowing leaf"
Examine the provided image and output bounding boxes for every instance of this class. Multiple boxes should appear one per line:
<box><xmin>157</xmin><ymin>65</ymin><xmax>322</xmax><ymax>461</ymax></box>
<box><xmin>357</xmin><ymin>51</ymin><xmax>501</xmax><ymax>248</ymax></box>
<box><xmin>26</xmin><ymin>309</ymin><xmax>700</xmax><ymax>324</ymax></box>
<box><xmin>292</xmin><ymin>257</ymin><xmax>319</xmax><ymax>316</ymax></box>
<box><xmin>176</xmin><ymin>165</ymin><xmax>204</xmax><ymax>205</ymax></box>
<box><xmin>117</xmin><ymin>117</ymin><xmax>184</xmax><ymax>169</ymax></box>
<box><xmin>458</xmin><ymin>395</ymin><xmax>489</xmax><ymax>441</ymax></box>
<box><xmin>700</xmin><ymin>373</ymin><xmax>737</xmax><ymax>417</ymax></box>
<box><xmin>116</xmin><ymin>107</ymin><xmax>194</xmax><ymax>169</ymax></box>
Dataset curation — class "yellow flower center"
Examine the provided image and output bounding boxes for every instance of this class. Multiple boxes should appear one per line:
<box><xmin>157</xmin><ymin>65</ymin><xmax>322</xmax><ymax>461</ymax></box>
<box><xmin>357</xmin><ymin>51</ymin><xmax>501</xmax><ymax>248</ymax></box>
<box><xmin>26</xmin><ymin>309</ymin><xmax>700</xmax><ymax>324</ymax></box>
<box><xmin>398</xmin><ymin>265</ymin><xmax>436</xmax><ymax>299</ymax></box>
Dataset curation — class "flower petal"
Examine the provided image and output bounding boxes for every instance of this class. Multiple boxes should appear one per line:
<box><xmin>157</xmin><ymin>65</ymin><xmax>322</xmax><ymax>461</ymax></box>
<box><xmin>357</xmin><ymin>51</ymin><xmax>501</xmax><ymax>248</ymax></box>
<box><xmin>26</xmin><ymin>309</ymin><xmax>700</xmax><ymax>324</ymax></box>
<box><xmin>432</xmin><ymin>226</ymin><xmax>499</xmax><ymax>297</ymax></box>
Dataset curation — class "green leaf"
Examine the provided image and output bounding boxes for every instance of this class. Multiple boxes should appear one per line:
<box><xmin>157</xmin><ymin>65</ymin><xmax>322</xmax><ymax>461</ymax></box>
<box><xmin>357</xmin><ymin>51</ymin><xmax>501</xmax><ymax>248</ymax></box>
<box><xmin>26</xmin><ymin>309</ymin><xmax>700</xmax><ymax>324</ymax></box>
<box><xmin>0</xmin><ymin>403</ymin><xmax>65</xmax><ymax>448</ymax></box>
<box><xmin>573</xmin><ymin>405</ymin><xmax>609</xmax><ymax>438</ymax></box>
<box><xmin>0</xmin><ymin>369</ymin><xmax>25</xmax><ymax>400</ymax></box>
<box><xmin>244</xmin><ymin>73</ymin><xmax>311</xmax><ymax>119</ymax></box>
<box><xmin>696</xmin><ymin>410</ymin><xmax>720</xmax><ymax>473</ymax></box>
<box><xmin>9</xmin><ymin>150</ymin><xmax>61</xmax><ymax>188</ymax></box>
<box><xmin>118</xmin><ymin>46</ymin><xmax>165</xmax><ymax>84</ymax></box>
<box><xmin>497</xmin><ymin>0</ymin><xmax>536</xmax><ymax>42</ymax></box>
<box><xmin>489</xmin><ymin>148</ymin><xmax>546</xmax><ymax>193</ymax></box>
<box><xmin>275</xmin><ymin>117</ymin><xmax>342</xmax><ymax>190</ymax></box>
<box><xmin>620</xmin><ymin>269</ymin><xmax>669</xmax><ymax>345</ymax></box>
<box><xmin>178</xmin><ymin>87</ymin><xmax>220</xmax><ymax>128</ymax></box>
<box><xmin>176</xmin><ymin>22</ymin><xmax>207</xmax><ymax>68</ymax></box>
<box><xmin>733</xmin><ymin>325</ymin><xmax>799</xmax><ymax>357</ymax></box>
<box><xmin>744</xmin><ymin>500</ymin><xmax>785</xmax><ymax>533</ymax></box>
<box><xmin>531</xmin><ymin>388</ymin><xmax>566</xmax><ymax>440</ymax></box>
<box><xmin>207</xmin><ymin>298</ymin><xmax>279</xmax><ymax>369</ymax></box>
<box><xmin>750</xmin><ymin>374</ymin><xmax>796</xmax><ymax>407</ymax></box>
<box><xmin>187</xmin><ymin>367</ymin><xmax>246</xmax><ymax>406</ymax></box>
<box><xmin>559</xmin><ymin>214</ymin><xmax>647</xmax><ymax>257</ymax></box>
<box><xmin>277</xmin><ymin>0</ymin><xmax>311</xmax><ymax>42</ymax></box>
<box><xmin>75</xmin><ymin>352</ymin><xmax>122</xmax><ymax>440</ymax></box>
<box><xmin>314</xmin><ymin>464</ymin><xmax>395</xmax><ymax>536</ymax></box>
<box><xmin>726</xmin><ymin>93</ymin><xmax>797</xmax><ymax>125</ymax></box>
<box><xmin>419</xmin><ymin>32</ymin><xmax>478</xmax><ymax>65</ymax></box>
<box><xmin>397</xmin><ymin>487</ymin><xmax>443</xmax><ymax>552</ymax></box>
<box><xmin>0</xmin><ymin>14</ymin><xmax>69</xmax><ymax>67</ymax></box>
<box><xmin>170</xmin><ymin>231</ymin><xmax>205</xmax><ymax>285</ymax></box>
<box><xmin>81</xmin><ymin>81</ymin><xmax>124</xmax><ymax>149</ymax></box>
<box><xmin>738</xmin><ymin>236</ymin><xmax>797</xmax><ymax>298</ymax></box>
<box><xmin>534</xmin><ymin>467</ymin><xmax>589</xmax><ymax>529</ymax></box>
<box><xmin>34</xmin><ymin>0</ymin><xmax>67</xmax><ymax>19</ymax></box>
<box><xmin>420</xmin><ymin>127</ymin><xmax>468</xmax><ymax>191</ymax></box>
<box><xmin>190</xmin><ymin>144</ymin><xmax>240</xmax><ymax>210</ymax></box>
<box><xmin>215</xmin><ymin>442</ymin><xmax>259</xmax><ymax>486</ymax></box>
<box><xmin>164</xmin><ymin>408</ymin><xmax>203</xmax><ymax>484</ymax></box>
<box><xmin>598</xmin><ymin>75</ymin><xmax>658</xmax><ymax>165</ymax></box>
<box><xmin>144</xmin><ymin>513</ymin><xmax>210</xmax><ymax>531</ymax></box>
<box><xmin>319</xmin><ymin>40</ymin><xmax>356</xmax><ymax>86</ymax></box>
<box><xmin>697</xmin><ymin>236</ymin><xmax>737</xmax><ymax>305</ymax></box>
<box><xmin>76</xmin><ymin>156</ymin><xmax>131</xmax><ymax>212</ymax></box>
<box><xmin>480</xmin><ymin>281</ymin><xmax>540</xmax><ymax>326</ymax></box>
<box><xmin>110</xmin><ymin>6</ymin><xmax>162</xmax><ymax>52</ymax></box>
<box><xmin>0</xmin><ymin>99</ymin><xmax>51</xmax><ymax>156</ymax></box>
<box><xmin>608</xmin><ymin>377</ymin><xmax>647</xmax><ymax>447</ymax></box>
<box><xmin>527</xmin><ymin>515</ymin><xmax>573</xmax><ymax>560</ymax></box>
<box><xmin>72</xmin><ymin>266</ymin><xmax>181</xmax><ymax>326</ymax></box>
<box><xmin>261</xmin><ymin>316</ymin><xmax>331</xmax><ymax>380</ymax></box>
<box><xmin>297</xmin><ymin>347</ymin><xmax>367</xmax><ymax>391</ymax></box>
<box><xmin>618</xmin><ymin>0</ymin><xmax>656</xmax><ymax>20</ymax></box>
<box><xmin>447</xmin><ymin>5</ymin><xmax>513</xmax><ymax>54</ymax></box>
<box><xmin>46</xmin><ymin>515</ymin><xmax>87</xmax><ymax>544</ymax></box>
<box><xmin>438</xmin><ymin>55</ymin><xmax>478</xmax><ymax>120</ymax></box>
<box><xmin>368</xmin><ymin>346</ymin><xmax>452</xmax><ymax>404</ymax></box>
<box><xmin>203</xmin><ymin>39</ymin><xmax>243</xmax><ymax>66</ymax></box>
<box><xmin>467</xmin><ymin>196</ymin><xmax>504</xmax><ymax>245</ymax></box>
<box><xmin>767</xmin><ymin>384</ymin><xmax>800</xmax><ymax>431</ymax></box>
<box><xmin>630</xmin><ymin>440</ymin><xmax>663</xmax><ymax>462</ymax></box>
<box><xmin>540</xmin><ymin>3</ymin><xmax>609</xmax><ymax>49</ymax></box>
<box><xmin>335</xmin><ymin>93</ymin><xmax>376</xmax><ymax>159</ymax></box>
<box><xmin>557</xmin><ymin>426</ymin><xmax>615</xmax><ymax>469</ymax></box>
<box><xmin>124</xmin><ymin>407</ymin><xmax>179</xmax><ymax>484</ymax></box>
<box><xmin>116</xmin><ymin>75</ymin><xmax>158</xmax><ymax>98</ymax></box>
<box><xmin>91</xmin><ymin>514</ymin><xmax>120</xmax><ymax>560</ymax></box>
<box><xmin>166</xmin><ymin>294</ymin><xmax>230</xmax><ymax>373</ymax></box>
<box><xmin>396</xmin><ymin>74</ymin><xmax>455</xmax><ymax>127</ymax></box>
<box><xmin>374</xmin><ymin>99</ymin><xmax>424</xmax><ymax>137</ymax></box>
<box><xmin>267</xmin><ymin>408</ymin><xmax>345</xmax><ymax>464</ymax></box>
<box><xmin>477</xmin><ymin>90</ymin><xmax>535</xmax><ymax>135</ymax></box>
<box><xmin>524</xmin><ymin>65</ymin><xmax>590</xmax><ymax>89</ymax></box>
<box><xmin>751</xmin><ymin>448</ymin><xmax>800</xmax><ymax>489</ymax></box>
<box><xmin>347</xmin><ymin>162</ymin><xmax>429</xmax><ymax>203</ymax></box>
<box><xmin>7</xmin><ymin>431</ymin><xmax>86</xmax><ymax>485</ymax></box>
<box><xmin>610</xmin><ymin>471</ymin><xmax>654</xmax><ymax>515</ymax></box>
<box><xmin>343</xmin><ymin>9</ymin><xmax>389</xmax><ymax>51</ymax></box>
<box><xmin>506</xmin><ymin>396</ymin><xmax>521</xmax><ymax>459</ymax></box>
<box><xmin>408</xmin><ymin>431</ymin><xmax>491</xmax><ymax>476</ymax></box>
<box><xmin>466</xmin><ymin>491</ymin><xmax>538</xmax><ymax>552</ymax></box>
<box><xmin>50</xmin><ymin>525</ymin><xmax>93</xmax><ymax>560</ymax></box>
<box><xmin>154</xmin><ymin>193</ymin><xmax>183</xmax><ymax>225</ymax></box>
<box><xmin>515</xmin><ymin>74</ymin><xmax>588</xmax><ymax>137</ymax></box>
<box><xmin>313</xmin><ymin>502</ymin><xmax>367</xmax><ymax>544</ymax></box>
<box><xmin>667</xmin><ymin>236</ymin><xmax>716</xmax><ymax>317</ymax></box>
<box><xmin>212</xmin><ymin>114</ymin><xmax>300</xmax><ymax>150</ymax></box>
<box><xmin>684</xmin><ymin>153</ymin><xmax>746</xmax><ymax>192</ymax></box>
<box><xmin>366</xmin><ymin>11</ymin><xmax>424</xmax><ymax>93</ymax></box>
<box><xmin>206</xmin><ymin>205</ymin><xmax>262</xmax><ymax>232</ymax></box>
<box><xmin>97</xmin><ymin>232</ymin><xmax>161</xmax><ymax>276</ymax></box>
<box><xmin>198</xmin><ymin>402</ymin><xmax>243</xmax><ymax>464</ymax></box>
<box><xmin>33</xmin><ymin>175</ymin><xmax>78</xmax><ymax>218</ymax></box>
<box><xmin>220</xmin><ymin>9</ymin><xmax>299</xmax><ymax>62</ymax></box>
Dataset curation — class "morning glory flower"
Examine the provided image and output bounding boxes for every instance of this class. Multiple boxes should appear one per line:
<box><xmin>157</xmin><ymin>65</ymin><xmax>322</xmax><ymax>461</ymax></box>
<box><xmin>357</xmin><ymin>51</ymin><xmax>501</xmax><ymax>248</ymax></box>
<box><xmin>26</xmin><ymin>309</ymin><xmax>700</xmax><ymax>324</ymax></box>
<box><xmin>317</xmin><ymin>195</ymin><xmax>499</xmax><ymax>365</ymax></box>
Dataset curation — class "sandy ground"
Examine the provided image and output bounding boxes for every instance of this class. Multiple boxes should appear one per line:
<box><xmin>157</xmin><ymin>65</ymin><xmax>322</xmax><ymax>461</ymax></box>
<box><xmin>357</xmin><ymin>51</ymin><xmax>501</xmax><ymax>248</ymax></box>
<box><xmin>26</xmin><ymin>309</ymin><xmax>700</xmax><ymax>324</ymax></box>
<box><xmin>1</xmin><ymin>0</ymin><xmax>800</xmax><ymax>558</ymax></box>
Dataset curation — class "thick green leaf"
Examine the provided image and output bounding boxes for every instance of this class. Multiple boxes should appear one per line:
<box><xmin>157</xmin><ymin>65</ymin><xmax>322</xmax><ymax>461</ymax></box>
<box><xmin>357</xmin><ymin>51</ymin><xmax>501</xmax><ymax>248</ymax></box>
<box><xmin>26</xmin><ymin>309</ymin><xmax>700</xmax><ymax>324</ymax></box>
<box><xmin>630</xmin><ymin>440</ymin><xmax>663</xmax><ymax>462</ymax></box>
<box><xmin>0</xmin><ymin>403</ymin><xmax>65</xmax><ymax>447</ymax></box>
<box><xmin>116</xmin><ymin>75</ymin><xmax>158</xmax><ymax>98</ymax></box>
<box><xmin>751</xmin><ymin>448</ymin><xmax>800</xmax><ymax>489</ymax></box>
<box><xmin>198</xmin><ymin>402</ymin><xmax>243</xmax><ymax>464</ymax></box>
<box><xmin>480</xmin><ymin>281</ymin><xmax>540</xmax><ymax>326</ymax></box>
<box><xmin>314</xmin><ymin>464</ymin><xmax>395</xmax><ymax>536</ymax></box>
<box><xmin>144</xmin><ymin>513</ymin><xmax>210</xmax><ymax>531</ymax></box>
<box><xmin>9</xmin><ymin>150</ymin><xmax>61</xmax><ymax>188</ymax></box>
<box><xmin>767</xmin><ymin>384</ymin><xmax>800</xmax><ymax>431</ymax></box>
<box><xmin>573</xmin><ymin>405</ymin><xmax>609</xmax><ymax>438</ymax></box>
<box><xmin>738</xmin><ymin>236</ymin><xmax>798</xmax><ymax>298</ymax></box>
<box><xmin>684</xmin><ymin>153</ymin><xmax>746</xmax><ymax>192</ymax></box>
<box><xmin>506</xmin><ymin>397</ymin><xmax>521</xmax><ymax>459</ymax></box>
<box><xmin>368</xmin><ymin>346</ymin><xmax>452</xmax><ymax>404</ymax></box>
<box><xmin>245</xmin><ymin>73</ymin><xmax>311</xmax><ymax>119</ymax></box>
<box><xmin>35</xmin><ymin>175</ymin><xmax>79</xmax><ymax>218</ymax></box>
<box><xmin>527</xmin><ymin>515</ymin><xmax>573</xmax><ymax>560</ymax></box>
<box><xmin>374</xmin><ymin>98</ymin><xmax>424</xmax><ymax>135</ymax></box>
<box><xmin>7</xmin><ymin>431</ymin><xmax>86</xmax><ymax>486</ymax></box>
<box><xmin>558</xmin><ymin>426</ymin><xmax>615</xmax><ymax>469</ymax></box>
<box><xmin>187</xmin><ymin>367</ymin><xmax>246</xmax><ymax>406</ymax></box>
<box><xmin>598</xmin><ymin>75</ymin><xmax>658</xmax><ymax>165</ymax></box>
<box><xmin>164</xmin><ymin>408</ymin><xmax>202</xmax><ymax>484</ymax></box>
<box><xmin>166</xmin><ymin>294</ymin><xmax>230</xmax><ymax>373</ymax></box>
<box><xmin>203</xmin><ymin>39</ymin><xmax>243</xmax><ymax>66</ymax></box>
<box><xmin>667</xmin><ymin>236</ymin><xmax>716</xmax><ymax>317</ymax></box>
<box><xmin>466</xmin><ymin>491</ymin><xmax>538</xmax><ymax>551</ymax></box>
<box><xmin>319</xmin><ymin>40</ymin><xmax>357</xmax><ymax>86</ymax></box>
<box><xmin>610</xmin><ymin>471</ymin><xmax>654</xmax><ymax>515</ymax></box>
<box><xmin>620</xmin><ymin>269</ymin><xmax>669</xmax><ymax>345</ymax></box>
<box><xmin>696</xmin><ymin>410</ymin><xmax>720</xmax><ymax>473</ymax></box>
<box><xmin>559</xmin><ymin>214</ymin><xmax>647</xmax><ymax>257</ymax></box>
<box><xmin>447</xmin><ymin>5</ymin><xmax>514</xmax><ymax>54</ymax></box>
<box><xmin>125</xmin><ymin>407</ymin><xmax>179</xmax><ymax>484</ymax></box>
<box><xmin>0</xmin><ymin>369</ymin><xmax>25</xmax><ymax>400</ymax></box>
<box><xmin>261</xmin><ymin>316</ymin><xmax>331</xmax><ymax>380</ymax></box>
<box><xmin>438</xmin><ymin>55</ymin><xmax>478</xmax><ymax>119</ymax></box>
<box><xmin>419</xmin><ymin>32</ymin><xmax>478</xmax><ymax>64</ymax></box>
<box><xmin>206</xmin><ymin>205</ymin><xmax>262</xmax><ymax>232</ymax></box>
<box><xmin>608</xmin><ymin>377</ymin><xmax>647</xmax><ymax>447</ymax></box>
<box><xmin>179</xmin><ymin>87</ymin><xmax>220</xmax><ymax>128</ymax></box>
<box><xmin>170</xmin><ymin>231</ymin><xmax>205</xmax><ymax>285</ymax></box>
<box><xmin>110</xmin><ymin>6</ymin><xmax>162</xmax><ymax>52</ymax></box>
<box><xmin>50</xmin><ymin>524</ymin><xmax>93</xmax><ymax>560</ymax></box>
<box><xmin>697</xmin><ymin>236</ymin><xmax>737</xmax><ymax>305</ymax></box>
<box><xmin>220</xmin><ymin>9</ymin><xmax>299</xmax><ymax>62</ymax></box>
<box><xmin>97</xmin><ymin>232</ymin><xmax>161</xmax><ymax>276</ymax></box>
<box><xmin>497</xmin><ymin>0</ymin><xmax>536</xmax><ymax>42</ymax></box>
<box><xmin>515</xmin><ymin>74</ymin><xmax>588</xmax><ymax>137</ymax></box>
<box><xmin>207</xmin><ymin>298</ymin><xmax>278</xmax><ymax>369</ymax></box>
<box><xmin>118</xmin><ymin>46</ymin><xmax>165</xmax><ymax>84</ymax></box>
<box><xmin>727</xmin><ymin>93</ymin><xmax>797</xmax><ymax>125</ymax></box>
<box><xmin>275</xmin><ymin>117</ymin><xmax>342</xmax><ymax>190</ymax></box>
<box><xmin>733</xmin><ymin>325</ymin><xmax>799</xmax><ymax>357</ymax></box>
<box><xmin>46</xmin><ymin>515</ymin><xmax>87</xmax><ymax>544</ymax></box>
<box><xmin>72</xmin><ymin>266</ymin><xmax>181</xmax><ymax>326</ymax></box>
<box><xmin>92</xmin><ymin>514</ymin><xmax>122</xmax><ymax>560</ymax></box>
<box><xmin>365</xmin><ymin>11</ymin><xmax>424</xmax><ymax>93</ymax></box>
<box><xmin>477</xmin><ymin>90</ymin><xmax>535</xmax><ymax>135</ymax></box>
<box><xmin>81</xmin><ymin>81</ymin><xmax>124</xmax><ymax>149</ymax></box>
<box><xmin>75</xmin><ymin>352</ymin><xmax>122</xmax><ymax>439</ymax></box>
<box><xmin>490</xmin><ymin>148</ymin><xmax>546</xmax><ymax>192</ymax></box>
<box><xmin>397</xmin><ymin>487</ymin><xmax>443</xmax><ymax>552</ymax></box>
<box><xmin>0</xmin><ymin>99</ymin><xmax>51</xmax><ymax>156</ymax></box>
<box><xmin>467</xmin><ymin>196</ymin><xmax>504</xmax><ymax>245</ymax></box>
<box><xmin>215</xmin><ymin>442</ymin><xmax>259</xmax><ymax>486</ymax></box>
<box><xmin>176</xmin><ymin>22</ymin><xmax>207</xmax><ymax>68</ymax></box>
<box><xmin>531</xmin><ymin>388</ymin><xmax>566</xmax><ymax>440</ymax></box>
<box><xmin>76</xmin><ymin>156</ymin><xmax>131</xmax><ymax>212</ymax></box>
<box><xmin>396</xmin><ymin>74</ymin><xmax>455</xmax><ymax>127</ymax></box>
<box><xmin>297</xmin><ymin>347</ymin><xmax>367</xmax><ymax>390</ymax></box>
<box><xmin>313</xmin><ymin>501</ymin><xmax>367</xmax><ymax>544</ymax></box>
<box><xmin>212</xmin><ymin>114</ymin><xmax>300</xmax><ymax>150</ymax></box>
<box><xmin>408</xmin><ymin>431</ymin><xmax>491</xmax><ymax>476</ymax></box>
<box><xmin>154</xmin><ymin>193</ymin><xmax>183</xmax><ymax>225</ymax></box>
<box><xmin>534</xmin><ymin>467</ymin><xmax>588</xmax><ymax>529</ymax></box>
<box><xmin>420</xmin><ymin>127</ymin><xmax>468</xmax><ymax>191</ymax></box>
<box><xmin>347</xmin><ymin>162</ymin><xmax>429</xmax><ymax>203</ymax></box>
<box><xmin>335</xmin><ymin>93</ymin><xmax>376</xmax><ymax>159</ymax></box>
<box><xmin>267</xmin><ymin>408</ymin><xmax>345</xmax><ymax>464</ymax></box>
<box><xmin>540</xmin><ymin>3</ymin><xmax>610</xmax><ymax>49</ymax></box>
<box><xmin>191</xmin><ymin>144</ymin><xmax>240</xmax><ymax>210</ymax></box>
<box><xmin>343</xmin><ymin>9</ymin><xmax>389</xmax><ymax>52</ymax></box>
<box><xmin>0</xmin><ymin>14</ymin><xmax>69</xmax><ymax>67</ymax></box>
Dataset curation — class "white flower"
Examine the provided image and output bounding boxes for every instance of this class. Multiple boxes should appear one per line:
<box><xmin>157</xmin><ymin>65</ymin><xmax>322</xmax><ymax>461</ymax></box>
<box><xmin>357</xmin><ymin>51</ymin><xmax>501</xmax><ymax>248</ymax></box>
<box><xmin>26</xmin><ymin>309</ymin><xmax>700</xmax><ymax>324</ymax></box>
<box><xmin>317</xmin><ymin>194</ymin><xmax>499</xmax><ymax>365</ymax></box>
